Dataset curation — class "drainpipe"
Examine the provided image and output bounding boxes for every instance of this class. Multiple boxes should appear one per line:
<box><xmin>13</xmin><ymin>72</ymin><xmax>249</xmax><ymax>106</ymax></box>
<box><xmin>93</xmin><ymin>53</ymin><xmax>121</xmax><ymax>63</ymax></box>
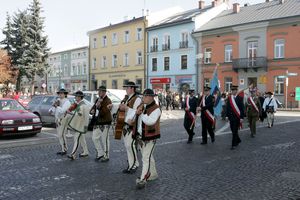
<box><xmin>144</xmin><ymin>16</ymin><xmax>148</xmax><ymax>90</ymax></box>
<box><xmin>191</xmin><ymin>32</ymin><xmax>200</xmax><ymax>93</ymax></box>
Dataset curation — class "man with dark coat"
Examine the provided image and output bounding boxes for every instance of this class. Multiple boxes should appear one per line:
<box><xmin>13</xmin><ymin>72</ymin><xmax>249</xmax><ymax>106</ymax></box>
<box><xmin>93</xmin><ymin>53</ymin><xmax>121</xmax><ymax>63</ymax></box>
<box><xmin>183</xmin><ymin>89</ymin><xmax>198</xmax><ymax>143</ymax></box>
<box><xmin>197</xmin><ymin>86</ymin><xmax>215</xmax><ymax>144</ymax></box>
<box><xmin>226</xmin><ymin>85</ymin><xmax>245</xmax><ymax>150</ymax></box>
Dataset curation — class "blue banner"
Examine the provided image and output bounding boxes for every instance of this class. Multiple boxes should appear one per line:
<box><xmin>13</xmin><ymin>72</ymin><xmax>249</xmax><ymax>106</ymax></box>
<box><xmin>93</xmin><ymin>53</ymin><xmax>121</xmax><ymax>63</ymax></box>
<box><xmin>210</xmin><ymin>68</ymin><xmax>222</xmax><ymax>117</ymax></box>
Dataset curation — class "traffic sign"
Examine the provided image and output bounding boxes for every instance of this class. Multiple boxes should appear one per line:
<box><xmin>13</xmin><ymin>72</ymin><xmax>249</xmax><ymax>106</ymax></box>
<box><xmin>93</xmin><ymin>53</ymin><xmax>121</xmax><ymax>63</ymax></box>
<box><xmin>296</xmin><ymin>87</ymin><xmax>300</xmax><ymax>101</ymax></box>
<box><xmin>42</xmin><ymin>83</ymin><xmax>46</xmax><ymax>88</ymax></box>
<box><xmin>287</xmin><ymin>72</ymin><xmax>298</xmax><ymax>77</ymax></box>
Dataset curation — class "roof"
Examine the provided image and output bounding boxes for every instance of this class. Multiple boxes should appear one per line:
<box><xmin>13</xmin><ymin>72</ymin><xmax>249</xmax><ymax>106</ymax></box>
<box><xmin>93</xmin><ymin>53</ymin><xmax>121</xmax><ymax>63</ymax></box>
<box><xmin>49</xmin><ymin>46</ymin><xmax>88</xmax><ymax>55</ymax></box>
<box><xmin>148</xmin><ymin>6</ymin><xmax>212</xmax><ymax>30</ymax></box>
<box><xmin>195</xmin><ymin>0</ymin><xmax>300</xmax><ymax>32</ymax></box>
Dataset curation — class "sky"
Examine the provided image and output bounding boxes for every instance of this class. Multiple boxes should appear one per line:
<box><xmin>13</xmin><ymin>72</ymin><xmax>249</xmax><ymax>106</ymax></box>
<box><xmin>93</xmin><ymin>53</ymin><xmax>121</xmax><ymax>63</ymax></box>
<box><xmin>0</xmin><ymin>0</ymin><xmax>263</xmax><ymax>53</ymax></box>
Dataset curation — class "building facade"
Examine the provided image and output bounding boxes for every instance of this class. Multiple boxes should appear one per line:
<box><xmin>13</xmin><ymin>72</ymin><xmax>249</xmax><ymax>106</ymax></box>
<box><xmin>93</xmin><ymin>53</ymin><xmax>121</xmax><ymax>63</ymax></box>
<box><xmin>194</xmin><ymin>0</ymin><xmax>300</xmax><ymax>107</ymax></box>
<box><xmin>47</xmin><ymin>46</ymin><xmax>89</xmax><ymax>93</ymax></box>
<box><xmin>146</xmin><ymin>0</ymin><xmax>229</xmax><ymax>93</ymax></box>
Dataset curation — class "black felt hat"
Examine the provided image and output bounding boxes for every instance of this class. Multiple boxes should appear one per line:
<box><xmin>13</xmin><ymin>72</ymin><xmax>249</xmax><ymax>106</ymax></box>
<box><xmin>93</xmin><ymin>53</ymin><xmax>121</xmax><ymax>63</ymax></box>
<box><xmin>123</xmin><ymin>81</ymin><xmax>139</xmax><ymax>88</ymax></box>
<box><xmin>203</xmin><ymin>86</ymin><xmax>211</xmax><ymax>91</ymax></box>
<box><xmin>74</xmin><ymin>90</ymin><xmax>84</xmax><ymax>97</ymax></box>
<box><xmin>143</xmin><ymin>89</ymin><xmax>157</xmax><ymax>96</ymax></box>
<box><xmin>230</xmin><ymin>85</ymin><xmax>238</xmax><ymax>90</ymax></box>
<box><xmin>98</xmin><ymin>86</ymin><xmax>107</xmax><ymax>92</ymax></box>
<box><xmin>56</xmin><ymin>88</ymin><xmax>68</xmax><ymax>95</ymax></box>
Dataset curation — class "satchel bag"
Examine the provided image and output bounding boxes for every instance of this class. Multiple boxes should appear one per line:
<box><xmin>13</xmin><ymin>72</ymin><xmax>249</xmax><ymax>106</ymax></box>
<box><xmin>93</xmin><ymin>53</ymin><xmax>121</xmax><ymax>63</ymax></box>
<box><xmin>88</xmin><ymin>114</ymin><xmax>96</xmax><ymax>131</ymax></box>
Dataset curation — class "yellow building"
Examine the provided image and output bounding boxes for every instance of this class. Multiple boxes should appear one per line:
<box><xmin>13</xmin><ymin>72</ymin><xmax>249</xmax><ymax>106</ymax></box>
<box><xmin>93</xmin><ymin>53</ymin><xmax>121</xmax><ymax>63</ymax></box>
<box><xmin>88</xmin><ymin>17</ymin><xmax>146</xmax><ymax>92</ymax></box>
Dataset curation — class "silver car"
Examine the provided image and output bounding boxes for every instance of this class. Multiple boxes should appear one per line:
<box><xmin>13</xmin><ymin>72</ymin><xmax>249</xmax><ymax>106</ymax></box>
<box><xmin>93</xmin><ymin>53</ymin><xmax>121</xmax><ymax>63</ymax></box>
<box><xmin>27</xmin><ymin>95</ymin><xmax>92</xmax><ymax>124</ymax></box>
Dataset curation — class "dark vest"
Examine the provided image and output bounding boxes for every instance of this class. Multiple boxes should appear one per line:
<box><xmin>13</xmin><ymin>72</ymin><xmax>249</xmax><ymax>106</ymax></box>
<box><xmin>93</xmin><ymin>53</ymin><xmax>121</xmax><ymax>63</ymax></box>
<box><xmin>96</xmin><ymin>95</ymin><xmax>112</xmax><ymax>125</ymax></box>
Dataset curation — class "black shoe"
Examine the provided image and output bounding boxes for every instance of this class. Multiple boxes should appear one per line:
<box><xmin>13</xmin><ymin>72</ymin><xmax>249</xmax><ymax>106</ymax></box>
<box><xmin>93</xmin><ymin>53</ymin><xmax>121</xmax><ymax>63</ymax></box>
<box><xmin>129</xmin><ymin>167</ymin><xmax>138</xmax><ymax>174</ymax></box>
<box><xmin>95</xmin><ymin>155</ymin><xmax>104</xmax><ymax>161</ymax></box>
<box><xmin>56</xmin><ymin>151</ymin><xmax>67</xmax><ymax>155</ymax></box>
<box><xmin>201</xmin><ymin>142</ymin><xmax>207</xmax><ymax>145</ymax></box>
<box><xmin>251</xmin><ymin>134</ymin><xmax>255</xmax><ymax>138</ymax></box>
<box><xmin>79</xmin><ymin>154</ymin><xmax>88</xmax><ymax>158</ymax></box>
<box><xmin>122</xmin><ymin>168</ymin><xmax>130</xmax><ymax>174</ymax></box>
<box><xmin>230</xmin><ymin>146</ymin><xmax>236</xmax><ymax>150</ymax></box>
<box><xmin>187</xmin><ymin>140</ymin><xmax>192</xmax><ymax>144</ymax></box>
<box><xmin>67</xmin><ymin>155</ymin><xmax>75</xmax><ymax>160</ymax></box>
<box><xmin>211</xmin><ymin>138</ymin><xmax>215</xmax><ymax>143</ymax></box>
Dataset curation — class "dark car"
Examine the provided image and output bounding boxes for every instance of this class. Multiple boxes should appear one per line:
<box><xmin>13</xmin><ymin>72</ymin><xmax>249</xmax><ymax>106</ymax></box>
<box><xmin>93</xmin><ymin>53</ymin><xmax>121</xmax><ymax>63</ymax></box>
<box><xmin>0</xmin><ymin>98</ymin><xmax>42</xmax><ymax>136</ymax></box>
<box><xmin>27</xmin><ymin>95</ymin><xmax>92</xmax><ymax>124</ymax></box>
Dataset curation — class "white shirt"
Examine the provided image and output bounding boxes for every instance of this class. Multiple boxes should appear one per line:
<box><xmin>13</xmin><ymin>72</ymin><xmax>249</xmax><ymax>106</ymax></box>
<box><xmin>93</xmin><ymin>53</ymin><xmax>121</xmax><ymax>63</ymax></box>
<box><xmin>137</xmin><ymin>105</ymin><xmax>161</xmax><ymax>134</ymax></box>
<box><xmin>49</xmin><ymin>98</ymin><xmax>71</xmax><ymax>120</ymax></box>
<box><xmin>262</xmin><ymin>97</ymin><xmax>278</xmax><ymax>111</ymax></box>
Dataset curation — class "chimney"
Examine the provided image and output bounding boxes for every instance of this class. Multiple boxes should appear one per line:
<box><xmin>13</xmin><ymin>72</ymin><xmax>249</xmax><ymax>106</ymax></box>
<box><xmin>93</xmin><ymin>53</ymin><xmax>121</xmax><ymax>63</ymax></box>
<box><xmin>199</xmin><ymin>1</ymin><xmax>205</xmax><ymax>9</ymax></box>
<box><xmin>279</xmin><ymin>0</ymin><xmax>285</xmax><ymax>4</ymax></box>
<box><xmin>212</xmin><ymin>0</ymin><xmax>216</xmax><ymax>7</ymax></box>
<box><xmin>233</xmin><ymin>3</ymin><xmax>240</xmax><ymax>13</ymax></box>
<box><xmin>266</xmin><ymin>0</ymin><xmax>270</xmax><ymax>2</ymax></box>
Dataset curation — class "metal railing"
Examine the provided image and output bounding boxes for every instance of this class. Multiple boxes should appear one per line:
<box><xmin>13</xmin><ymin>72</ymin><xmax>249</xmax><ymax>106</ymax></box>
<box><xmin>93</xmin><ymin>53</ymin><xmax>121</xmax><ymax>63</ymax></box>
<box><xmin>179</xmin><ymin>41</ymin><xmax>188</xmax><ymax>48</ymax></box>
<box><xmin>232</xmin><ymin>57</ymin><xmax>267</xmax><ymax>71</ymax></box>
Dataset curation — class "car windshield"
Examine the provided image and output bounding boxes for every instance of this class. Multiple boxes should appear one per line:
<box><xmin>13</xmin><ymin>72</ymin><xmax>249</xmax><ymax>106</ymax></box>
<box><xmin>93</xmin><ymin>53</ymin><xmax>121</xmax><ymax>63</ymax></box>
<box><xmin>0</xmin><ymin>99</ymin><xmax>25</xmax><ymax>111</ymax></box>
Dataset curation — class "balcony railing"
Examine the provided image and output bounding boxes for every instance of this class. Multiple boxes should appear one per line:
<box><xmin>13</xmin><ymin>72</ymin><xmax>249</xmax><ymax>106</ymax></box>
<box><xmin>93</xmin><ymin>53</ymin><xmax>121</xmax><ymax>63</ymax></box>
<box><xmin>232</xmin><ymin>57</ymin><xmax>267</xmax><ymax>72</ymax></box>
<box><xmin>150</xmin><ymin>45</ymin><xmax>158</xmax><ymax>52</ymax></box>
<box><xmin>179</xmin><ymin>41</ymin><xmax>188</xmax><ymax>48</ymax></box>
<box><xmin>162</xmin><ymin>44</ymin><xmax>170</xmax><ymax>51</ymax></box>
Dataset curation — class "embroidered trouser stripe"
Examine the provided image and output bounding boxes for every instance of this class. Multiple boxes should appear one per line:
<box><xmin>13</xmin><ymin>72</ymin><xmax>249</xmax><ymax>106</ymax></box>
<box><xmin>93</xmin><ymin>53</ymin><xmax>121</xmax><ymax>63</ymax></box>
<box><xmin>71</xmin><ymin>132</ymin><xmax>82</xmax><ymax>156</ymax></box>
<box><xmin>123</xmin><ymin>130</ymin><xmax>139</xmax><ymax>169</ymax></box>
<box><xmin>92</xmin><ymin>126</ymin><xmax>110</xmax><ymax>158</ymax></box>
<box><xmin>71</xmin><ymin>132</ymin><xmax>89</xmax><ymax>156</ymax></box>
<box><xmin>140</xmin><ymin>140</ymin><xmax>157</xmax><ymax>181</ymax></box>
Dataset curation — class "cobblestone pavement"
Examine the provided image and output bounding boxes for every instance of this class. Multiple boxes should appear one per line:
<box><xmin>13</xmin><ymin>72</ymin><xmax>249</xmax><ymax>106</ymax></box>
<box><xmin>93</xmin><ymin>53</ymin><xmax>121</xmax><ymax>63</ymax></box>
<box><xmin>0</xmin><ymin>112</ymin><xmax>300</xmax><ymax>199</ymax></box>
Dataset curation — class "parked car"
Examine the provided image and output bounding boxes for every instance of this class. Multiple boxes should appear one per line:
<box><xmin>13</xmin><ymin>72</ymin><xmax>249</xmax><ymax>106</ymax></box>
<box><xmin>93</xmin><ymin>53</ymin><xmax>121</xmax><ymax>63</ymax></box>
<box><xmin>82</xmin><ymin>89</ymin><xmax>126</xmax><ymax>117</ymax></box>
<box><xmin>0</xmin><ymin>98</ymin><xmax>42</xmax><ymax>136</ymax></box>
<box><xmin>27</xmin><ymin>95</ymin><xmax>92</xmax><ymax>125</ymax></box>
<box><xmin>18</xmin><ymin>95</ymin><xmax>31</xmax><ymax>108</ymax></box>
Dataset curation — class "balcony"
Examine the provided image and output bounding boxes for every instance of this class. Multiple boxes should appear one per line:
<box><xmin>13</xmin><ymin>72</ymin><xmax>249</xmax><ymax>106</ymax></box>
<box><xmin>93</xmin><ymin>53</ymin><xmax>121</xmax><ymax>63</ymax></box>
<box><xmin>179</xmin><ymin>41</ymin><xmax>188</xmax><ymax>48</ymax></box>
<box><xmin>162</xmin><ymin>44</ymin><xmax>170</xmax><ymax>51</ymax></box>
<box><xmin>150</xmin><ymin>45</ymin><xmax>158</xmax><ymax>52</ymax></box>
<box><xmin>232</xmin><ymin>57</ymin><xmax>267</xmax><ymax>72</ymax></box>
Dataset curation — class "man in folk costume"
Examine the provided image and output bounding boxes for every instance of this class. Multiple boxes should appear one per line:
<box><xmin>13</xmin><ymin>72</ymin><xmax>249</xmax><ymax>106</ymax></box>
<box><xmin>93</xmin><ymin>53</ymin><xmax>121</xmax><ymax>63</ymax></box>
<box><xmin>119</xmin><ymin>81</ymin><xmax>142</xmax><ymax>174</ymax></box>
<box><xmin>262</xmin><ymin>91</ymin><xmax>278</xmax><ymax>128</ymax></box>
<box><xmin>183</xmin><ymin>89</ymin><xmax>198</xmax><ymax>144</ymax></box>
<box><xmin>226</xmin><ymin>85</ymin><xmax>245</xmax><ymax>150</ymax></box>
<box><xmin>131</xmin><ymin>89</ymin><xmax>161</xmax><ymax>189</ymax></box>
<box><xmin>90</xmin><ymin>86</ymin><xmax>113</xmax><ymax>162</ymax></box>
<box><xmin>197</xmin><ymin>86</ymin><xmax>215</xmax><ymax>145</ymax></box>
<box><xmin>49</xmin><ymin>88</ymin><xmax>71</xmax><ymax>155</ymax></box>
<box><xmin>67</xmin><ymin>91</ymin><xmax>90</xmax><ymax>160</ymax></box>
<box><xmin>246</xmin><ymin>88</ymin><xmax>262</xmax><ymax>138</ymax></box>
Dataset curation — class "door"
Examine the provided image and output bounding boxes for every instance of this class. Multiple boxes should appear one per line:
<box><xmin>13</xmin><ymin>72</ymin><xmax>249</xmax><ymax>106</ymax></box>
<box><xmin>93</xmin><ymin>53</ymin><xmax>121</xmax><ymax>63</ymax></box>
<box><xmin>248</xmin><ymin>77</ymin><xmax>257</xmax><ymax>88</ymax></box>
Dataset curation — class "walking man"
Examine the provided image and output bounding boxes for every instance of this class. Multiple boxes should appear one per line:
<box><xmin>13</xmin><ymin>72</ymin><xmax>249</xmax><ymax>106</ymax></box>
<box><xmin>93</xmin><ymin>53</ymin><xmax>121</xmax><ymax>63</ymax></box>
<box><xmin>246</xmin><ymin>89</ymin><xmax>262</xmax><ymax>138</ymax></box>
<box><xmin>119</xmin><ymin>81</ymin><xmax>142</xmax><ymax>174</ymax></box>
<box><xmin>226</xmin><ymin>85</ymin><xmax>245</xmax><ymax>150</ymax></box>
<box><xmin>262</xmin><ymin>91</ymin><xmax>277</xmax><ymax>128</ymax></box>
<box><xmin>197</xmin><ymin>86</ymin><xmax>215</xmax><ymax>144</ymax></box>
<box><xmin>90</xmin><ymin>86</ymin><xmax>113</xmax><ymax>162</ymax></box>
<box><xmin>131</xmin><ymin>89</ymin><xmax>161</xmax><ymax>189</ymax></box>
<box><xmin>67</xmin><ymin>91</ymin><xmax>90</xmax><ymax>160</ymax></box>
<box><xmin>183</xmin><ymin>89</ymin><xmax>198</xmax><ymax>143</ymax></box>
<box><xmin>49</xmin><ymin>88</ymin><xmax>71</xmax><ymax>155</ymax></box>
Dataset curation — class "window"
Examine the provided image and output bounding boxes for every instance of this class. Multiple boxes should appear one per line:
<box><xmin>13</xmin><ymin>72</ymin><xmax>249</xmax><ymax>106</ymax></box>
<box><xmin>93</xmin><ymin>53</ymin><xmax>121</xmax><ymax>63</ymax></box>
<box><xmin>274</xmin><ymin>39</ymin><xmax>285</xmax><ymax>59</ymax></box>
<box><xmin>224</xmin><ymin>77</ymin><xmax>232</xmax><ymax>92</ymax></box>
<box><xmin>112</xmin><ymin>80</ymin><xmax>118</xmax><ymax>89</ymax></box>
<box><xmin>152</xmin><ymin>58</ymin><xmax>157</xmax><ymax>71</ymax></box>
<box><xmin>101</xmin><ymin>56</ymin><xmax>107</xmax><ymax>68</ymax></box>
<box><xmin>78</xmin><ymin>53</ymin><xmax>81</xmax><ymax>58</ymax></box>
<box><xmin>204</xmin><ymin>78</ymin><xmax>210</xmax><ymax>87</ymax></box>
<box><xmin>247</xmin><ymin>41</ymin><xmax>258</xmax><ymax>66</ymax></box>
<box><xmin>162</xmin><ymin>34</ymin><xmax>170</xmax><ymax>51</ymax></box>
<box><xmin>275</xmin><ymin>77</ymin><xmax>284</xmax><ymax>95</ymax></box>
<box><xmin>101</xmin><ymin>80</ymin><xmax>107</xmax><ymax>87</ymax></box>
<box><xmin>123</xmin><ymin>79</ymin><xmax>129</xmax><ymax>86</ymax></box>
<box><xmin>137</xmin><ymin>51</ymin><xmax>143</xmax><ymax>65</ymax></box>
<box><xmin>92</xmin><ymin>58</ymin><xmax>96</xmax><ymax>69</ymax></box>
<box><xmin>112</xmin><ymin>33</ymin><xmax>118</xmax><ymax>45</ymax></box>
<box><xmin>77</xmin><ymin>63</ymin><xmax>81</xmax><ymax>75</ymax></box>
<box><xmin>71</xmin><ymin>65</ymin><xmax>75</xmax><ymax>76</ymax></box>
<box><xmin>102</xmin><ymin>35</ymin><xmax>107</xmax><ymax>47</ymax></box>
<box><xmin>64</xmin><ymin>65</ymin><xmax>68</xmax><ymax>76</ymax></box>
<box><xmin>64</xmin><ymin>54</ymin><xmax>68</xmax><ymax>60</ymax></box>
<box><xmin>181</xmin><ymin>55</ymin><xmax>187</xmax><ymax>70</ymax></box>
<box><xmin>93</xmin><ymin>38</ymin><xmax>97</xmax><ymax>48</ymax></box>
<box><xmin>137</xmin><ymin>28</ymin><xmax>142</xmax><ymax>40</ymax></box>
<box><xmin>151</xmin><ymin>37</ymin><xmax>158</xmax><ymax>52</ymax></box>
<box><xmin>112</xmin><ymin>54</ymin><xmax>118</xmax><ymax>67</ymax></box>
<box><xmin>83</xmin><ymin>52</ymin><xmax>86</xmax><ymax>57</ymax></box>
<box><xmin>224</xmin><ymin>45</ymin><xmax>232</xmax><ymax>62</ymax></box>
<box><xmin>136</xmin><ymin>79</ymin><xmax>142</xmax><ymax>90</ymax></box>
<box><xmin>204</xmin><ymin>48</ymin><xmax>212</xmax><ymax>64</ymax></box>
<box><xmin>83</xmin><ymin>63</ymin><xmax>87</xmax><ymax>75</ymax></box>
<box><xmin>180</xmin><ymin>32</ymin><xmax>189</xmax><ymax>48</ymax></box>
<box><xmin>164</xmin><ymin>57</ymin><xmax>170</xmax><ymax>71</ymax></box>
<box><xmin>124</xmin><ymin>53</ymin><xmax>129</xmax><ymax>66</ymax></box>
<box><xmin>124</xmin><ymin>30</ymin><xmax>130</xmax><ymax>43</ymax></box>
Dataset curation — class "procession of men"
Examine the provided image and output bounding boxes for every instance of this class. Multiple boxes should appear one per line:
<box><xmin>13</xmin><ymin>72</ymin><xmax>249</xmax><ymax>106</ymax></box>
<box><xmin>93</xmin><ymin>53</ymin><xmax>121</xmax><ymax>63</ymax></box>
<box><xmin>49</xmin><ymin>81</ymin><xmax>279</xmax><ymax>190</ymax></box>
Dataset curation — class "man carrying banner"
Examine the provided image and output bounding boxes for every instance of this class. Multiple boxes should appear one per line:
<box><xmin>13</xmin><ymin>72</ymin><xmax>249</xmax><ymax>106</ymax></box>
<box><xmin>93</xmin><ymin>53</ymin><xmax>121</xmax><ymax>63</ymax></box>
<box><xmin>226</xmin><ymin>85</ymin><xmax>245</xmax><ymax>150</ymax></box>
<box><xmin>197</xmin><ymin>86</ymin><xmax>215</xmax><ymax>144</ymax></box>
<box><xmin>183</xmin><ymin>89</ymin><xmax>198</xmax><ymax>144</ymax></box>
<box><xmin>246</xmin><ymin>88</ymin><xmax>262</xmax><ymax>138</ymax></box>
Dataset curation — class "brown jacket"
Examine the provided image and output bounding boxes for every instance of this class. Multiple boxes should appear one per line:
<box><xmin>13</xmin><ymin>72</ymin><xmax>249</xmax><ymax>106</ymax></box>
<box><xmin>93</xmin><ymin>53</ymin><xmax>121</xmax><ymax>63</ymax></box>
<box><xmin>94</xmin><ymin>95</ymin><xmax>112</xmax><ymax>125</ymax></box>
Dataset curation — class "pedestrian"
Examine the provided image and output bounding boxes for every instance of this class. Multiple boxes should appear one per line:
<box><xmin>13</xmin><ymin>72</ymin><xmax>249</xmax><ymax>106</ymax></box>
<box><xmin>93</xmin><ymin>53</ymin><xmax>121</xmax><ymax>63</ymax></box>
<box><xmin>166</xmin><ymin>91</ymin><xmax>172</xmax><ymax>111</ymax></box>
<box><xmin>183</xmin><ymin>89</ymin><xmax>198</xmax><ymax>143</ymax></box>
<box><xmin>66</xmin><ymin>91</ymin><xmax>90</xmax><ymax>160</ymax></box>
<box><xmin>246</xmin><ymin>88</ymin><xmax>262</xmax><ymax>138</ymax></box>
<box><xmin>90</xmin><ymin>86</ymin><xmax>113</xmax><ymax>162</ymax></box>
<box><xmin>49</xmin><ymin>88</ymin><xmax>71</xmax><ymax>155</ymax></box>
<box><xmin>197</xmin><ymin>86</ymin><xmax>215</xmax><ymax>144</ymax></box>
<box><xmin>221</xmin><ymin>93</ymin><xmax>227</xmax><ymax>120</ymax></box>
<box><xmin>119</xmin><ymin>81</ymin><xmax>141</xmax><ymax>174</ymax></box>
<box><xmin>257</xmin><ymin>91</ymin><xmax>266</xmax><ymax>122</ymax></box>
<box><xmin>226</xmin><ymin>85</ymin><xmax>245</xmax><ymax>150</ymax></box>
<box><xmin>262</xmin><ymin>91</ymin><xmax>277</xmax><ymax>128</ymax></box>
<box><xmin>131</xmin><ymin>88</ymin><xmax>161</xmax><ymax>189</ymax></box>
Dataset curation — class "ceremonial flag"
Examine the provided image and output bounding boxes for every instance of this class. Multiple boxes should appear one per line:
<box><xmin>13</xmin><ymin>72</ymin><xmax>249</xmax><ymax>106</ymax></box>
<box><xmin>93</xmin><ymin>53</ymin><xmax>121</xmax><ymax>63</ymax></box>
<box><xmin>210</xmin><ymin>66</ymin><xmax>222</xmax><ymax>116</ymax></box>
